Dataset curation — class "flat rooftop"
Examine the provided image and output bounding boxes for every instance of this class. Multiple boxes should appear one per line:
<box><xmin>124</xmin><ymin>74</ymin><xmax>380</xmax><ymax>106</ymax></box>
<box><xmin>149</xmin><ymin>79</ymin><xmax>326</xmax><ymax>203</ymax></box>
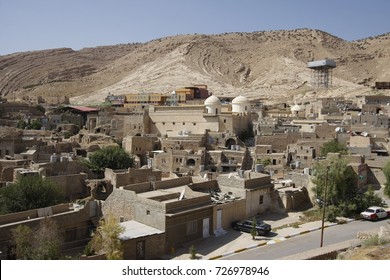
<box><xmin>307</xmin><ymin>59</ymin><xmax>336</xmax><ymax>69</ymax></box>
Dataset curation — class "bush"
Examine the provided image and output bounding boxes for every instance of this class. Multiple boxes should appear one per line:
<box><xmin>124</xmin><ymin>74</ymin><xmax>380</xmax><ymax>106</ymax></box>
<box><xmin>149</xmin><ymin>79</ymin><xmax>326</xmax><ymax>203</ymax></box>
<box><xmin>362</xmin><ymin>235</ymin><xmax>380</xmax><ymax>247</ymax></box>
<box><xmin>86</xmin><ymin>146</ymin><xmax>134</xmax><ymax>173</ymax></box>
<box><xmin>189</xmin><ymin>245</ymin><xmax>197</xmax><ymax>260</ymax></box>
<box><xmin>325</xmin><ymin>206</ymin><xmax>339</xmax><ymax>223</ymax></box>
<box><xmin>0</xmin><ymin>175</ymin><xmax>65</xmax><ymax>214</ymax></box>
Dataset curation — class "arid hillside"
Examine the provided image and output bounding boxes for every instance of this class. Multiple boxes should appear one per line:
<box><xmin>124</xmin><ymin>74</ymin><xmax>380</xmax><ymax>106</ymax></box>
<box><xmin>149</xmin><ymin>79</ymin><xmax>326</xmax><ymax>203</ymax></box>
<box><xmin>1</xmin><ymin>29</ymin><xmax>390</xmax><ymax>105</ymax></box>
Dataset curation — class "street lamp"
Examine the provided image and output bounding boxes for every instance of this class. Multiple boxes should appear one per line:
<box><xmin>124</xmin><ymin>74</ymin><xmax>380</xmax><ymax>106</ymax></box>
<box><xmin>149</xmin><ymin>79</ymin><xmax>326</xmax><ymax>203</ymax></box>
<box><xmin>320</xmin><ymin>166</ymin><xmax>329</xmax><ymax>248</ymax></box>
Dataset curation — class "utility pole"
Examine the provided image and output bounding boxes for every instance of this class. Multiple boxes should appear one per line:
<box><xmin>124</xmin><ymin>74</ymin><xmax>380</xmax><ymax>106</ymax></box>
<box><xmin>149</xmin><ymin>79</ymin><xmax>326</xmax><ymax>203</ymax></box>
<box><xmin>320</xmin><ymin>166</ymin><xmax>329</xmax><ymax>247</ymax></box>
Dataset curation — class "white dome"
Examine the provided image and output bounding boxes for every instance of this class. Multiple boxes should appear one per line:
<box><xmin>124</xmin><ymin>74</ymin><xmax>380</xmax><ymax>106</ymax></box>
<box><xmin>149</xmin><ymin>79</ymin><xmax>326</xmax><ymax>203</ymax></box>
<box><xmin>232</xmin><ymin>95</ymin><xmax>249</xmax><ymax>104</ymax></box>
<box><xmin>204</xmin><ymin>95</ymin><xmax>221</xmax><ymax>105</ymax></box>
<box><xmin>291</xmin><ymin>104</ymin><xmax>304</xmax><ymax>112</ymax></box>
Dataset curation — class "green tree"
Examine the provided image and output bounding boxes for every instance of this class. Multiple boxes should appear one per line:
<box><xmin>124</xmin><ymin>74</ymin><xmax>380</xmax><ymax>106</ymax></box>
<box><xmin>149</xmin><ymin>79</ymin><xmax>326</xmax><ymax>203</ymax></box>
<box><xmin>320</xmin><ymin>139</ymin><xmax>348</xmax><ymax>157</ymax></box>
<box><xmin>11</xmin><ymin>218</ymin><xmax>63</xmax><ymax>259</ymax></box>
<box><xmin>35</xmin><ymin>104</ymin><xmax>45</xmax><ymax>114</ymax></box>
<box><xmin>89</xmin><ymin>214</ymin><xmax>124</xmax><ymax>260</ymax></box>
<box><xmin>27</xmin><ymin>119</ymin><xmax>42</xmax><ymax>130</ymax></box>
<box><xmin>16</xmin><ymin>119</ymin><xmax>27</xmax><ymax>129</ymax></box>
<box><xmin>313</xmin><ymin>158</ymin><xmax>385</xmax><ymax>218</ymax></box>
<box><xmin>250</xmin><ymin>217</ymin><xmax>257</xmax><ymax>240</ymax></box>
<box><xmin>383</xmin><ymin>160</ymin><xmax>390</xmax><ymax>198</ymax></box>
<box><xmin>362</xmin><ymin>185</ymin><xmax>385</xmax><ymax>207</ymax></box>
<box><xmin>189</xmin><ymin>245</ymin><xmax>197</xmax><ymax>260</ymax></box>
<box><xmin>312</xmin><ymin>157</ymin><xmax>356</xmax><ymax>206</ymax></box>
<box><xmin>257</xmin><ymin>158</ymin><xmax>272</xmax><ymax>167</ymax></box>
<box><xmin>85</xmin><ymin>145</ymin><xmax>134</xmax><ymax>173</ymax></box>
<box><xmin>32</xmin><ymin>218</ymin><xmax>62</xmax><ymax>260</ymax></box>
<box><xmin>0</xmin><ymin>175</ymin><xmax>65</xmax><ymax>214</ymax></box>
<box><xmin>16</xmin><ymin>119</ymin><xmax>42</xmax><ymax>130</ymax></box>
<box><xmin>11</xmin><ymin>225</ymin><xmax>33</xmax><ymax>259</ymax></box>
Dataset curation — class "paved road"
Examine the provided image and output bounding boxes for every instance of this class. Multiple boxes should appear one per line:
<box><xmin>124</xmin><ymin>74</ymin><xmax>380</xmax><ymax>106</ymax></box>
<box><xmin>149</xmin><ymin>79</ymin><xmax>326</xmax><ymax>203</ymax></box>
<box><xmin>223</xmin><ymin>219</ymin><xmax>389</xmax><ymax>260</ymax></box>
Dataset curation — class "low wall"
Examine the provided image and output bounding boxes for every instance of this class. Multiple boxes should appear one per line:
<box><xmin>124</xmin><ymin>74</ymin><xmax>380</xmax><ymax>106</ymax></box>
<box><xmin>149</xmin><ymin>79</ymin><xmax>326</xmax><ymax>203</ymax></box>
<box><xmin>0</xmin><ymin>203</ymin><xmax>70</xmax><ymax>226</ymax></box>
<box><xmin>279</xmin><ymin>240</ymin><xmax>360</xmax><ymax>260</ymax></box>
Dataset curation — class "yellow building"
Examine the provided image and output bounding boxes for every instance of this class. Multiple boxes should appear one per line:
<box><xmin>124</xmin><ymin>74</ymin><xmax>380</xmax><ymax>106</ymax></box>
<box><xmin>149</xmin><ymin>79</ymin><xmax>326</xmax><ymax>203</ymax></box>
<box><xmin>124</xmin><ymin>93</ymin><xmax>167</xmax><ymax>108</ymax></box>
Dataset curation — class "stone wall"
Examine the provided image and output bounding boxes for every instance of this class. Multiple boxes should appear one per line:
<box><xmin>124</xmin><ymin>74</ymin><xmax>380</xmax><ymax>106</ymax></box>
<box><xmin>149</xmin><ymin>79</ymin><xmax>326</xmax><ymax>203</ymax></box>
<box><xmin>256</xmin><ymin>133</ymin><xmax>301</xmax><ymax>153</ymax></box>
<box><xmin>245</xmin><ymin>187</ymin><xmax>274</xmax><ymax>217</ymax></box>
<box><xmin>279</xmin><ymin>187</ymin><xmax>312</xmax><ymax>211</ymax></box>
<box><xmin>0</xmin><ymin>201</ymin><xmax>99</xmax><ymax>259</ymax></box>
<box><xmin>155</xmin><ymin>176</ymin><xmax>192</xmax><ymax>189</ymax></box>
<box><xmin>165</xmin><ymin>195</ymin><xmax>211</xmax><ymax>213</ymax></box>
<box><xmin>102</xmin><ymin>188</ymin><xmax>137</xmax><ymax>221</ymax></box>
<box><xmin>165</xmin><ymin>206</ymin><xmax>213</xmax><ymax>252</ymax></box>
<box><xmin>48</xmin><ymin>173</ymin><xmax>88</xmax><ymax>200</ymax></box>
<box><xmin>121</xmin><ymin>233</ymin><xmax>166</xmax><ymax>260</ymax></box>
<box><xmin>213</xmin><ymin>199</ymin><xmax>246</xmax><ymax>231</ymax></box>
<box><xmin>34</xmin><ymin>161</ymin><xmax>94</xmax><ymax>178</ymax></box>
<box><xmin>104</xmin><ymin>168</ymin><xmax>162</xmax><ymax>188</ymax></box>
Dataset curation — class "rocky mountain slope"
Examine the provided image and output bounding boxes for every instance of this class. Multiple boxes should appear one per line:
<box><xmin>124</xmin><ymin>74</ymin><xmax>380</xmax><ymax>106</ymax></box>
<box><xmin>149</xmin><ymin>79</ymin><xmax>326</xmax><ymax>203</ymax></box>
<box><xmin>1</xmin><ymin>29</ymin><xmax>390</xmax><ymax>105</ymax></box>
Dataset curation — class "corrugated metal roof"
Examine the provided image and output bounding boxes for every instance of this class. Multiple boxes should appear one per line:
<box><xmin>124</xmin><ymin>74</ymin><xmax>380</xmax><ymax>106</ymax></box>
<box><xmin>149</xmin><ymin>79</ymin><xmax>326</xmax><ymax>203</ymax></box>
<box><xmin>119</xmin><ymin>220</ymin><xmax>164</xmax><ymax>240</ymax></box>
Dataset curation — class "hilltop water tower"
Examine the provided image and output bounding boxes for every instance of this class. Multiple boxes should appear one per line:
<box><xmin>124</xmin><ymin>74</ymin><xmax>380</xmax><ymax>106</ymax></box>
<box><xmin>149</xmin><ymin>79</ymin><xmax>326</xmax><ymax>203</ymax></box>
<box><xmin>307</xmin><ymin>59</ymin><xmax>336</xmax><ymax>89</ymax></box>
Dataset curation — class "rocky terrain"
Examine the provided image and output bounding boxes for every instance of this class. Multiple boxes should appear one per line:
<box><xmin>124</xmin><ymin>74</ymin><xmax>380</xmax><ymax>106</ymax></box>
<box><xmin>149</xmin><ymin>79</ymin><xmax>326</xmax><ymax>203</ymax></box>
<box><xmin>1</xmin><ymin>29</ymin><xmax>390</xmax><ymax>105</ymax></box>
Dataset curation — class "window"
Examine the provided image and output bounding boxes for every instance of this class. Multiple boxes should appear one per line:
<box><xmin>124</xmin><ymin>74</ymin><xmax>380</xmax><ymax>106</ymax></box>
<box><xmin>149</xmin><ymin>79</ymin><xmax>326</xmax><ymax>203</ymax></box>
<box><xmin>187</xmin><ymin>220</ymin><xmax>198</xmax><ymax>235</ymax></box>
<box><xmin>146</xmin><ymin>210</ymin><xmax>150</xmax><ymax>215</ymax></box>
<box><xmin>223</xmin><ymin>119</ymin><xmax>226</xmax><ymax>123</ymax></box>
<box><xmin>259</xmin><ymin>195</ymin><xmax>264</xmax><ymax>204</ymax></box>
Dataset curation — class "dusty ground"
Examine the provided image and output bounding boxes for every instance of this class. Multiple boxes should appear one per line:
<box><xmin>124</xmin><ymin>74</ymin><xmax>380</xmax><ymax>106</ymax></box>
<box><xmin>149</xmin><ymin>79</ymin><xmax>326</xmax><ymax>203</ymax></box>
<box><xmin>340</xmin><ymin>243</ymin><xmax>390</xmax><ymax>260</ymax></box>
<box><xmin>1</xmin><ymin>29</ymin><xmax>390</xmax><ymax>105</ymax></box>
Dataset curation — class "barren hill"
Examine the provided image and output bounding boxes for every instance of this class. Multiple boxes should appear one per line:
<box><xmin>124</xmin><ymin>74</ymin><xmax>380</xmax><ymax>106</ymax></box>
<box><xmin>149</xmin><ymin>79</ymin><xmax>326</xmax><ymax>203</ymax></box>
<box><xmin>1</xmin><ymin>29</ymin><xmax>390</xmax><ymax>105</ymax></box>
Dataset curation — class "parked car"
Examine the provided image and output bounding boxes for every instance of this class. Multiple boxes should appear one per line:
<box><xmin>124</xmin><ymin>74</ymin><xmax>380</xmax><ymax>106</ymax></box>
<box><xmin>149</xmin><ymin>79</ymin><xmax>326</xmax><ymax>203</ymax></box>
<box><xmin>360</xmin><ymin>206</ymin><xmax>390</xmax><ymax>221</ymax></box>
<box><xmin>231</xmin><ymin>219</ymin><xmax>271</xmax><ymax>236</ymax></box>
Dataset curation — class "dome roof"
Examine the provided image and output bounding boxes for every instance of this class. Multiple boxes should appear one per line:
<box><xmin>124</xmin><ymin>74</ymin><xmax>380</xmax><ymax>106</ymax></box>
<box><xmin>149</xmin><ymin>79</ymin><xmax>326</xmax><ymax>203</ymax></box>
<box><xmin>291</xmin><ymin>104</ymin><xmax>304</xmax><ymax>112</ymax></box>
<box><xmin>204</xmin><ymin>95</ymin><xmax>221</xmax><ymax>105</ymax></box>
<box><xmin>232</xmin><ymin>95</ymin><xmax>249</xmax><ymax>104</ymax></box>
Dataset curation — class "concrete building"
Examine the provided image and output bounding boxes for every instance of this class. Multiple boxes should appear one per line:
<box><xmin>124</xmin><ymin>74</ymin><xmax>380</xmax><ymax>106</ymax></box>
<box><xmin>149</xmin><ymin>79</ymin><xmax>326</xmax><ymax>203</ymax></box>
<box><xmin>217</xmin><ymin>172</ymin><xmax>280</xmax><ymax>218</ymax></box>
<box><xmin>102</xmin><ymin>172</ymin><xmax>280</xmax><ymax>259</ymax></box>
<box><xmin>102</xmin><ymin>177</ymin><xmax>214</xmax><ymax>255</ymax></box>
<box><xmin>148</xmin><ymin>95</ymin><xmax>252</xmax><ymax>139</ymax></box>
<box><xmin>0</xmin><ymin>201</ymin><xmax>100</xmax><ymax>260</ymax></box>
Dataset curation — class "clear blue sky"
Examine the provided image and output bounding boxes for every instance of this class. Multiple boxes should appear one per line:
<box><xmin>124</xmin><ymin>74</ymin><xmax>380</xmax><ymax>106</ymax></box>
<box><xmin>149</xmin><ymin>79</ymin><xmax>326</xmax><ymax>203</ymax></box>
<box><xmin>0</xmin><ymin>0</ymin><xmax>389</xmax><ymax>55</ymax></box>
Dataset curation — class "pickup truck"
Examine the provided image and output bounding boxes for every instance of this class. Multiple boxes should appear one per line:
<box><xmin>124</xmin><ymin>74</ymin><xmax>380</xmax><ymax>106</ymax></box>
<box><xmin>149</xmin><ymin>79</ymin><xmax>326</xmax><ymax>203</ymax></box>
<box><xmin>360</xmin><ymin>206</ymin><xmax>390</xmax><ymax>221</ymax></box>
